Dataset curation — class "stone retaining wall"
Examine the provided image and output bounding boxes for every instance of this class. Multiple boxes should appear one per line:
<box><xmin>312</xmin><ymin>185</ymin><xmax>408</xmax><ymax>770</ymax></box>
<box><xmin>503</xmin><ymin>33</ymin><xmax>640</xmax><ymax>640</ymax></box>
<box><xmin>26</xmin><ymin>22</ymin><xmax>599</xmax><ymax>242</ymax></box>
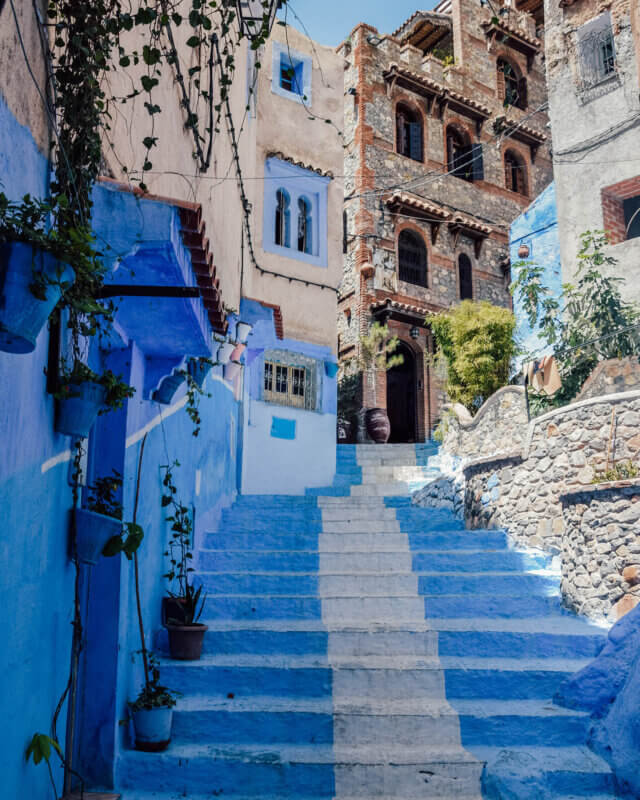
<box><xmin>461</xmin><ymin>390</ymin><xmax>640</xmax><ymax>619</ymax></box>
<box><xmin>560</xmin><ymin>482</ymin><xmax>640</xmax><ymax>620</ymax></box>
<box><xmin>442</xmin><ymin>386</ymin><xmax>528</xmax><ymax>460</ymax></box>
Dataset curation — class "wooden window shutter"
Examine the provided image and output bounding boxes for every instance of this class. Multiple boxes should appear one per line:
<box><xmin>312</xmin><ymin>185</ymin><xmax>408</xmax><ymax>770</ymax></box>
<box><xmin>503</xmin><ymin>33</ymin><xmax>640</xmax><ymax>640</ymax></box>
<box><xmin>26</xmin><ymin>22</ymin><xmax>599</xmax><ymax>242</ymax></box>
<box><xmin>517</xmin><ymin>77</ymin><xmax>528</xmax><ymax>109</ymax></box>
<box><xmin>409</xmin><ymin>122</ymin><xmax>423</xmax><ymax>162</ymax></box>
<box><xmin>471</xmin><ymin>143</ymin><xmax>484</xmax><ymax>182</ymax></box>
<box><xmin>397</xmin><ymin>113</ymin><xmax>406</xmax><ymax>156</ymax></box>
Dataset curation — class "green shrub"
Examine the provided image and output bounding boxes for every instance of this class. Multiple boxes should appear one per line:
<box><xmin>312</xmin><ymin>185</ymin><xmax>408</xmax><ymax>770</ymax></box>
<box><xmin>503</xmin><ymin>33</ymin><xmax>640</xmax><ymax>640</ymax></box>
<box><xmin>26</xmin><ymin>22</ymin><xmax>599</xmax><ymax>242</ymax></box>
<box><xmin>427</xmin><ymin>301</ymin><xmax>516</xmax><ymax>412</ymax></box>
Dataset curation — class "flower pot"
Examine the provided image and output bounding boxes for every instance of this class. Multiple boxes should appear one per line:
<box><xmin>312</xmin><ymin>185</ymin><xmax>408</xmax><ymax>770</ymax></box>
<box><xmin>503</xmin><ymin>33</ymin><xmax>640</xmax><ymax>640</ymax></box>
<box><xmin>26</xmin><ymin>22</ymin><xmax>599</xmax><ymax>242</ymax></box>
<box><xmin>234</xmin><ymin>321</ymin><xmax>253</xmax><ymax>344</ymax></box>
<box><xmin>161</xmin><ymin>596</ymin><xmax>187</xmax><ymax>626</ymax></box>
<box><xmin>74</xmin><ymin>507</ymin><xmax>122</xmax><ymax>565</ymax></box>
<box><xmin>187</xmin><ymin>358</ymin><xmax>212</xmax><ymax>389</ymax></box>
<box><xmin>365</xmin><ymin>408</ymin><xmax>391</xmax><ymax>444</ymax></box>
<box><xmin>56</xmin><ymin>380</ymin><xmax>107</xmax><ymax>438</ymax></box>
<box><xmin>337</xmin><ymin>418</ymin><xmax>353</xmax><ymax>443</ymax></box>
<box><xmin>166</xmin><ymin>623</ymin><xmax>208</xmax><ymax>660</ymax></box>
<box><xmin>224</xmin><ymin>360</ymin><xmax>242</xmax><ymax>382</ymax></box>
<box><xmin>132</xmin><ymin>706</ymin><xmax>173</xmax><ymax>752</ymax></box>
<box><xmin>216</xmin><ymin>341</ymin><xmax>235</xmax><ymax>365</ymax></box>
<box><xmin>152</xmin><ymin>370</ymin><xmax>185</xmax><ymax>405</ymax></box>
<box><xmin>0</xmin><ymin>242</ymin><xmax>74</xmax><ymax>354</ymax></box>
<box><xmin>325</xmin><ymin>360</ymin><xmax>339</xmax><ymax>378</ymax></box>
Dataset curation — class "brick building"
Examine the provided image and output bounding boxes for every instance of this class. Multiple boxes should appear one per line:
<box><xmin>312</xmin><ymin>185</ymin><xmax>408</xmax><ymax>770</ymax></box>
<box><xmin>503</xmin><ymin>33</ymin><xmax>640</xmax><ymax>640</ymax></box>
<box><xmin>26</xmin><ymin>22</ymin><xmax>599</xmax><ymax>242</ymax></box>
<box><xmin>338</xmin><ymin>0</ymin><xmax>552</xmax><ymax>442</ymax></box>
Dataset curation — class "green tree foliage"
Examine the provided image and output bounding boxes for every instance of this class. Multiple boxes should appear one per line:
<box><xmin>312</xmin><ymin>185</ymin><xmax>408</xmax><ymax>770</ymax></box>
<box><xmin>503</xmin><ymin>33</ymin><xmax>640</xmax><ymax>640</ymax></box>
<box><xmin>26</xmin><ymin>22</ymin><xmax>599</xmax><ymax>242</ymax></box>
<box><xmin>511</xmin><ymin>231</ymin><xmax>640</xmax><ymax>410</ymax></box>
<box><xmin>427</xmin><ymin>301</ymin><xmax>516</xmax><ymax>412</ymax></box>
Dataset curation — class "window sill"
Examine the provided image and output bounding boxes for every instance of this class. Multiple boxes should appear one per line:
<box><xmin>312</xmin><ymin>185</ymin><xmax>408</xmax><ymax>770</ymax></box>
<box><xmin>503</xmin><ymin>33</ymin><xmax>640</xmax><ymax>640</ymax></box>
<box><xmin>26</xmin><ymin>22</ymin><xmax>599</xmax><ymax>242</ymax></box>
<box><xmin>261</xmin><ymin>398</ymin><xmax>320</xmax><ymax>414</ymax></box>
<box><xmin>271</xmin><ymin>83</ymin><xmax>310</xmax><ymax>106</ymax></box>
<box><xmin>263</xmin><ymin>240</ymin><xmax>327</xmax><ymax>268</ymax></box>
<box><xmin>577</xmin><ymin>73</ymin><xmax>621</xmax><ymax>105</ymax></box>
<box><xmin>395</xmin><ymin>150</ymin><xmax>424</xmax><ymax>164</ymax></box>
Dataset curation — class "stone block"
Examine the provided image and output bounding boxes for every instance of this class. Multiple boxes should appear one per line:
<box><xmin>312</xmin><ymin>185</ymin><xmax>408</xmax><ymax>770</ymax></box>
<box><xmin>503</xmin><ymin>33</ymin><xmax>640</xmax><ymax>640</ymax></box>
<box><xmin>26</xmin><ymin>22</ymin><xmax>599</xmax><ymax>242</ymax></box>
<box><xmin>622</xmin><ymin>565</ymin><xmax>640</xmax><ymax>586</ymax></box>
<box><xmin>611</xmin><ymin>593</ymin><xmax>640</xmax><ymax>620</ymax></box>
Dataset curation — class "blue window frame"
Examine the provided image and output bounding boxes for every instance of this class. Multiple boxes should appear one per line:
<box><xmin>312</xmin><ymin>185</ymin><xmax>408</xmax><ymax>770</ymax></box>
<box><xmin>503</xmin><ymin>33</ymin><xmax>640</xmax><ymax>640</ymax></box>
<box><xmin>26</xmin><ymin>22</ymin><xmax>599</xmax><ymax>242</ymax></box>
<box><xmin>263</xmin><ymin>158</ymin><xmax>330</xmax><ymax>268</ymax></box>
<box><xmin>271</xmin><ymin>41</ymin><xmax>312</xmax><ymax>105</ymax></box>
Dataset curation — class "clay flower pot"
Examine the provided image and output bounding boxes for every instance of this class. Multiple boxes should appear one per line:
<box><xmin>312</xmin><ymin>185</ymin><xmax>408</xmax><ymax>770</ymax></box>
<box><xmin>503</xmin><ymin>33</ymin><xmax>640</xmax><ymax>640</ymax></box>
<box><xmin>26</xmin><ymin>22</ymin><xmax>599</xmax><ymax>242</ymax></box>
<box><xmin>0</xmin><ymin>242</ymin><xmax>74</xmax><ymax>354</ymax></box>
<box><xmin>216</xmin><ymin>341</ymin><xmax>235</xmax><ymax>365</ymax></box>
<box><xmin>132</xmin><ymin>707</ymin><xmax>173</xmax><ymax>752</ymax></box>
<box><xmin>166</xmin><ymin>623</ymin><xmax>208</xmax><ymax>660</ymax></box>
<box><xmin>365</xmin><ymin>408</ymin><xmax>391</xmax><ymax>443</ymax></box>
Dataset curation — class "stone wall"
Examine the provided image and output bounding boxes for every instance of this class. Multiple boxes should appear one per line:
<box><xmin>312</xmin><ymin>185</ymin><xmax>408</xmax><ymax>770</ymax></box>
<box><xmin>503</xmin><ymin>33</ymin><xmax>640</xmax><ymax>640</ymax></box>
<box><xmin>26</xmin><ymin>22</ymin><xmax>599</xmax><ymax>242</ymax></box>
<box><xmin>560</xmin><ymin>481</ymin><xmax>640</xmax><ymax>621</ymax></box>
<box><xmin>442</xmin><ymin>386</ymin><xmax>528</xmax><ymax>459</ymax></box>
<box><xmin>576</xmin><ymin>356</ymin><xmax>640</xmax><ymax>401</ymax></box>
<box><xmin>462</xmin><ymin>390</ymin><xmax>640</xmax><ymax>619</ymax></box>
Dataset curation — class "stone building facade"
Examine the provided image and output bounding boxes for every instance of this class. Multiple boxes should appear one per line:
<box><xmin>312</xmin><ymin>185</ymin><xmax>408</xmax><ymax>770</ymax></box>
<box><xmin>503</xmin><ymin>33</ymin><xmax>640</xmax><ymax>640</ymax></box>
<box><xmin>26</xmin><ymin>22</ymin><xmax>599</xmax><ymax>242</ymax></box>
<box><xmin>337</xmin><ymin>0</ymin><xmax>552</xmax><ymax>442</ymax></box>
<box><xmin>545</xmin><ymin>0</ymin><xmax>640</xmax><ymax>298</ymax></box>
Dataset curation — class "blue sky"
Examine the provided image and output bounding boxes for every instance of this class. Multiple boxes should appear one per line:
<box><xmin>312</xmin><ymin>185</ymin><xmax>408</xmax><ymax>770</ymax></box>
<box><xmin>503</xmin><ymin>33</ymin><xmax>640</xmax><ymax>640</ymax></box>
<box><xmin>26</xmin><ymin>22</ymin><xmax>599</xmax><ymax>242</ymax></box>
<box><xmin>281</xmin><ymin>1</ymin><xmax>440</xmax><ymax>48</ymax></box>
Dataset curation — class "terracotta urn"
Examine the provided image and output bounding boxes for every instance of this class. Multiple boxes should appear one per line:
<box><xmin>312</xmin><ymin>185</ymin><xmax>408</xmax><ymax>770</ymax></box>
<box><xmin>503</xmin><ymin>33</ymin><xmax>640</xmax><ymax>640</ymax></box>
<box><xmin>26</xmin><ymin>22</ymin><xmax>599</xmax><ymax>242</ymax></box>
<box><xmin>365</xmin><ymin>408</ymin><xmax>391</xmax><ymax>444</ymax></box>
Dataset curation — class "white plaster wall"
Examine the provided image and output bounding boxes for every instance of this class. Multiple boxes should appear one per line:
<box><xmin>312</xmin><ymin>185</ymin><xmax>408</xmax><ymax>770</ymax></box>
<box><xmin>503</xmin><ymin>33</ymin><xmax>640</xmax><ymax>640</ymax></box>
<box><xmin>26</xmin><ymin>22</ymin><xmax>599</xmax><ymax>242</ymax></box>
<box><xmin>545</xmin><ymin>0</ymin><xmax>640</xmax><ymax>301</ymax></box>
<box><xmin>241</xmin><ymin>397</ymin><xmax>337</xmax><ymax>495</ymax></box>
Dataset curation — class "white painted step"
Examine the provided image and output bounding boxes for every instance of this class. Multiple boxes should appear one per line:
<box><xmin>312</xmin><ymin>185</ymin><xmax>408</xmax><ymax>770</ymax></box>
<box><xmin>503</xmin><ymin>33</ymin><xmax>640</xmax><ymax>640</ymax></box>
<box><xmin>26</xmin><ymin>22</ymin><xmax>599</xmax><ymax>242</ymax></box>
<box><xmin>332</xmin><ymin>664</ymin><xmax>446</xmax><ymax>701</ymax></box>
<box><xmin>320</xmin><ymin>551</ymin><xmax>413</xmax><ymax>572</ymax></box>
<box><xmin>319</xmin><ymin>534</ymin><xmax>416</xmax><ymax>552</ymax></box>
<box><xmin>350</xmin><ymin>483</ymin><xmax>411</xmax><ymax>497</ymax></box>
<box><xmin>321</xmin><ymin>507</ymin><xmax>399</xmax><ymax>521</ymax></box>
<box><xmin>322</xmin><ymin>596</ymin><xmax>426</xmax><ymax>622</ymax></box>
<box><xmin>334</xmin><ymin>708</ymin><xmax>462</xmax><ymax>747</ymax></box>
<box><xmin>329</xmin><ymin>629</ymin><xmax>438</xmax><ymax>657</ymax></box>
<box><xmin>322</xmin><ymin>520</ymin><xmax>401</xmax><ymax>533</ymax></box>
<box><xmin>319</xmin><ymin>574</ymin><xmax>419</xmax><ymax>595</ymax></box>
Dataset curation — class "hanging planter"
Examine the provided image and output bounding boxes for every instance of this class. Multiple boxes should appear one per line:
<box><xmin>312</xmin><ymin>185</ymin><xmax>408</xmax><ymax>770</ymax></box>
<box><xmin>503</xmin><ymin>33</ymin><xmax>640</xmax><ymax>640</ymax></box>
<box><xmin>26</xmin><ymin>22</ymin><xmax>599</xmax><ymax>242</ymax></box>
<box><xmin>152</xmin><ymin>370</ymin><xmax>186</xmax><ymax>405</ymax></box>
<box><xmin>0</xmin><ymin>242</ymin><xmax>74</xmax><ymax>354</ymax></box>
<box><xmin>73</xmin><ymin>508</ymin><xmax>122</xmax><ymax>565</ymax></box>
<box><xmin>216</xmin><ymin>341</ymin><xmax>235</xmax><ymax>365</ymax></box>
<box><xmin>187</xmin><ymin>357</ymin><xmax>213</xmax><ymax>389</ymax></box>
<box><xmin>234</xmin><ymin>320</ymin><xmax>253</xmax><ymax>345</ymax></box>
<box><xmin>224</xmin><ymin>360</ymin><xmax>242</xmax><ymax>382</ymax></box>
<box><xmin>131</xmin><ymin>706</ymin><xmax>173</xmax><ymax>753</ymax></box>
<box><xmin>56</xmin><ymin>380</ymin><xmax>107</xmax><ymax>438</ymax></box>
<box><xmin>324</xmin><ymin>360</ymin><xmax>339</xmax><ymax>378</ymax></box>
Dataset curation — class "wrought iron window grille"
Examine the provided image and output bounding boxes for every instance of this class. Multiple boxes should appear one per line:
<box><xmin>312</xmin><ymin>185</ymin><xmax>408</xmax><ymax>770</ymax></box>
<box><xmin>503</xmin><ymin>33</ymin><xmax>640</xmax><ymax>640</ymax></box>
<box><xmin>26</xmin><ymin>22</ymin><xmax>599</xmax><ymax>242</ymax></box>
<box><xmin>578</xmin><ymin>27</ymin><xmax>617</xmax><ymax>91</ymax></box>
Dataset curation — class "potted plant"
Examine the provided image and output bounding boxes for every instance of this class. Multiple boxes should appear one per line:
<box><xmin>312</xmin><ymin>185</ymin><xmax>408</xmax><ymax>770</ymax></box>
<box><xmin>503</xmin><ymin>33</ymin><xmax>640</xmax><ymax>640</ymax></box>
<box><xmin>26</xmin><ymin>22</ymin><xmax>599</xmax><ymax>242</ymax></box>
<box><xmin>357</xmin><ymin>323</ymin><xmax>403</xmax><ymax>443</ymax></box>
<box><xmin>161</xmin><ymin>463</ymin><xmax>208</xmax><ymax>660</ymax></box>
<box><xmin>234</xmin><ymin>320</ymin><xmax>252</xmax><ymax>344</ymax></box>
<box><xmin>165</xmin><ymin>580</ymin><xmax>208</xmax><ymax>660</ymax></box>
<box><xmin>56</xmin><ymin>361</ymin><xmax>133</xmax><ymax>438</ymax></box>
<box><xmin>216</xmin><ymin>340</ymin><xmax>235</xmax><ymax>365</ymax></box>
<box><xmin>75</xmin><ymin>470</ymin><xmax>123</xmax><ymax>565</ymax></box>
<box><xmin>0</xmin><ymin>194</ymin><xmax>75</xmax><ymax>354</ymax></box>
<box><xmin>128</xmin><ymin>653</ymin><xmax>180</xmax><ymax>752</ymax></box>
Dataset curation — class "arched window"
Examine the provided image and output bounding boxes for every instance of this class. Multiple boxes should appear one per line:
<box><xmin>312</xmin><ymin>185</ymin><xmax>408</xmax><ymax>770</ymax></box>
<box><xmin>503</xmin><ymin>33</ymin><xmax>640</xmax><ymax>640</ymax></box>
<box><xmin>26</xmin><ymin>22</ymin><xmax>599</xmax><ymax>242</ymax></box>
<box><xmin>275</xmin><ymin>188</ymin><xmax>291</xmax><ymax>247</ymax></box>
<box><xmin>458</xmin><ymin>254</ymin><xmax>473</xmax><ymax>300</ymax></box>
<box><xmin>398</xmin><ymin>230</ymin><xmax>428</xmax><ymax>288</ymax></box>
<box><xmin>396</xmin><ymin>104</ymin><xmax>423</xmax><ymax>162</ymax></box>
<box><xmin>446</xmin><ymin>126</ymin><xmax>474</xmax><ymax>181</ymax></box>
<box><xmin>297</xmin><ymin>196</ymin><xmax>313</xmax><ymax>254</ymax></box>
<box><xmin>504</xmin><ymin>149</ymin><xmax>527</xmax><ymax>195</ymax></box>
<box><xmin>497</xmin><ymin>58</ymin><xmax>527</xmax><ymax>110</ymax></box>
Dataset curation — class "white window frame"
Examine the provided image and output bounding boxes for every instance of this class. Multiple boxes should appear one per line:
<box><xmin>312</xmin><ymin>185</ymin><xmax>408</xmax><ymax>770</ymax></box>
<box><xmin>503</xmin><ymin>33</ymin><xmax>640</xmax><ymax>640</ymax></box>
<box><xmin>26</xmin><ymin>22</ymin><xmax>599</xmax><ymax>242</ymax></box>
<box><xmin>271</xmin><ymin>41</ymin><xmax>312</xmax><ymax>106</ymax></box>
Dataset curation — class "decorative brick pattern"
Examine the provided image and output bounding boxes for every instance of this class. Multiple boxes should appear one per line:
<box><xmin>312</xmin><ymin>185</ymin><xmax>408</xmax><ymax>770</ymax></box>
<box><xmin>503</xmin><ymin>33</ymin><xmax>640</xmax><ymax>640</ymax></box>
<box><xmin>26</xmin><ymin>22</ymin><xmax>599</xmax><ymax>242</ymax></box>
<box><xmin>601</xmin><ymin>175</ymin><xmax>640</xmax><ymax>245</ymax></box>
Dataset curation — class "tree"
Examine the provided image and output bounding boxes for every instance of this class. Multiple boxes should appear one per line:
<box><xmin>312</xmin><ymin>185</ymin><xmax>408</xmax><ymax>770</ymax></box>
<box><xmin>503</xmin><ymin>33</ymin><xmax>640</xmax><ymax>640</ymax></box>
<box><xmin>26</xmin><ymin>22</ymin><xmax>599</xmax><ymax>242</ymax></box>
<box><xmin>511</xmin><ymin>230</ymin><xmax>640</xmax><ymax>410</ymax></box>
<box><xmin>427</xmin><ymin>300</ymin><xmax>516</xmax><ymax>412</ymax></box>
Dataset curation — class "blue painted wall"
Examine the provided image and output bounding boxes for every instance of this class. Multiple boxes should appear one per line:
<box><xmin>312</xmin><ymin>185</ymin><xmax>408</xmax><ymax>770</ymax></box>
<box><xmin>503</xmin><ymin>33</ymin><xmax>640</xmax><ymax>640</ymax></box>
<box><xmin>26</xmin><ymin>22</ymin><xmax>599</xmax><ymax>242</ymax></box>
<box><xmin>0</xmin><ymin>94</ymin><xmax>78</xmax><ymax>799</ymax></box>
<box><xmin>509</xmin><ymin>182</ymin><xmax>562</xmax><ymax>364</ymax></box>
<box><xmin>240</xmin><ymin>298</ymin><xmax>337</xmax><ymax>495</ymax></box>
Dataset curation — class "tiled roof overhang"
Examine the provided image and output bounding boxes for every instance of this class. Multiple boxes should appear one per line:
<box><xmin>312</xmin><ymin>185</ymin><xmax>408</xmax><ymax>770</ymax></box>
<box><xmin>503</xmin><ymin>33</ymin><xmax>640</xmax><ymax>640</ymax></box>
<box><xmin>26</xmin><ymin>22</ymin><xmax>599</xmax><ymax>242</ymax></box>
<box><xmin>266</xmin><ymin>151</ymin><xmax>334</xmax><ymax>179</ymax></box>
<box><xmin>245</xmin><ymin>297</ymin><xmax>285</xmax><ymax>339</ymax></box>
<box><xmin>383</xmin><ymin>64</ymin><xmax>491</xmax><ymax>132</ymax></box>
<box><xmin>392</xmin><ymin>11</ymin><xmax>453</xmax><ymax>52</ymax></box>
<box><xmin>493</xmin><ymin>115</ymin><xmax>547</xmax><ymax>160</ymax></box>
<box><xmin>449</xmin><ymin>213</ymin><xmax>493</xmax><ymax>258</ymax></box>
<box><xmin>370</xmin><ymin>297</ymin><xmax>434</xmax><ymax>325</ymax></box>
<box><xmin>481</xmin><ymin>20</ymin><xmax>541</xmax><ymax>71</ymax></box>
<box><xmin>385</xmin><ymin>191</ymin><xmax>450</xmax><ymax>244</ymax></box>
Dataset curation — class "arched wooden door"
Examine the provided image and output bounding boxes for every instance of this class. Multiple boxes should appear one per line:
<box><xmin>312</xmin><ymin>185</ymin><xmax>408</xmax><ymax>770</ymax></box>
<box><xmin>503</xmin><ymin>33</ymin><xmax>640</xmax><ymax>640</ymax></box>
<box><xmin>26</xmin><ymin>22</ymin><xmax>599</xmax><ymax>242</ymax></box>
<box><xmin>386</xmin><ymin>342</ymin><xmax>417</xmax><ymax>443</ymax></box>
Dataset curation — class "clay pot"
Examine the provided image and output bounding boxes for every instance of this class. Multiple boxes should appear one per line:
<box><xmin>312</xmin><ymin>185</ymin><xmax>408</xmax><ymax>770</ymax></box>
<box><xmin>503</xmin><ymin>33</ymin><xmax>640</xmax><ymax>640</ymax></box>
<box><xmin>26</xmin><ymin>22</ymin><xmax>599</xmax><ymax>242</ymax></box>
<box><xmin>132</xmin><ymin>707</ymin><xmax>173</xmax><ymax>752</ymax></box>
<box><xmin>518</xmin><ymin>243</ymin><xmax>530</xmax><ymax>258</ymax></box>
<box><xmin>166</xmin><ymin>623</ymin><xmax>208</xmax><ymax>660</ymax></box>
<box><xmin>365</xmin><ymin>408</ymin><xmax>391</xmax><ymax>443</ymax></box>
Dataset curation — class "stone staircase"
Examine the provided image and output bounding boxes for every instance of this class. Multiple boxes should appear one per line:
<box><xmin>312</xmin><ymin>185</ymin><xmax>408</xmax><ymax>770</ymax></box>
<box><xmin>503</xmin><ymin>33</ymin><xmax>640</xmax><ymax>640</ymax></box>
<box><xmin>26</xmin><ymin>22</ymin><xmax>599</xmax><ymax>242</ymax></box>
<box><xmin>117</xmin><ymin>443</ymin><xmax>617</xmax><ymax>799</ymax></box>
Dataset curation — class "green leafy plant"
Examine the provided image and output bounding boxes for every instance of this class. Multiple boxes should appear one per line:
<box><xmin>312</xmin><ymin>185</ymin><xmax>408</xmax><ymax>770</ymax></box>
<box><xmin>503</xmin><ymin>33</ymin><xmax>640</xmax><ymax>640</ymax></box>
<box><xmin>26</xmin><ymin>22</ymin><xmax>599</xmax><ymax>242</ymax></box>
<box><xmin>56</xmin><ymin>360</ymin><xmax>134</xmax><ymax>412</ymax></box>
<box><xmin>25</xmin><ymin>733</ymin><xmax>63</xmax><ymax>799</ymax></box>
<box><xmin>511</xmin><ymin>231</ymin><xmax>640</xmax><ymax>412</ymax></box>
<box><xmin>427</xmin><ymin>300</ymin><xmax>516</xmax><ymax>412</ymax></box>
<box><xmin>86</xmin><ymin>470</ymin><xmax>123</xmax><ymax>519</ymax></box>
<box><xmin>593</xmin><ymin>460</ymin><xmax>639</xmax><ymax>484</ymax></box>
<box><xmin>128</xmin><ymin>653</ymin><xmax>180</xmax><ymax>712</ymax></box>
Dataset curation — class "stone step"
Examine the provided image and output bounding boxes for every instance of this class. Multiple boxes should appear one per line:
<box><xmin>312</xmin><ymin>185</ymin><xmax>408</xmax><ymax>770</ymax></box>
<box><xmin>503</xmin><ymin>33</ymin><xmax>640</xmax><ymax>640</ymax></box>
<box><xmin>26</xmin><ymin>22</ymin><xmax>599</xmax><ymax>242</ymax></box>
<box><xmin>202</xmin><ymin>594</ymin><xmax>321</xmax><ymax>619</ymax></box>
<box><xmin>441</xmin><ymin>657</ymin><xmax>591</xmax><ymax>700</ymax></box>
<box><xmin>320</xmin><ymin>508</ymin><xmax>398</xmax><ymax>521</ymax></box>
<box><xmin>321</xmin><ymin>596</ymin><xmax>427</xmax><ymax>622</ymax></box>
<box><xmin>436</xmin><ymin>626</ymin><xmax>605</xmax><ymax>660</ymax></box>
<box><xmin>198</xmin><ymin>550</ymin><xmax>321</xmax><ymax>572</ymax></box>
<box><xmin>156</xmin><ymin>625</ymin><xmax>329</xmax><ymax>657</ymax></box>
<box><xmin>198</xmin><ymin>572</ymin><xmax>425</xmax><ymax>596</ymax></box>
<box><xmin>413</xmin><ymin>550</ymin><xmax>551</xmax><ymax>572</ymax></box>
<box><xmin>474</xmin><ymin>745</ymin><xmax>615</xmax><ymax>797</ymax></box>
<box><xmin>424</xmin><ymin>593</ymin><xmax>565</xmax><ymax>618</ymax></box>
<box><xmin>454</xmin><ymin>699</ymin><xmax>591</xmax><ymax>748</ymax></box>
<box><xmin>350</xmin><ymin>483</ymin><xmax>412</xmax><ymax>496</ymax></box>
<box><xmin>418</xmin><ymin>571</ymin><xmax>561</xmax><ymax>596</ymax></box>
<box><xmin>202</xmin><ymin>532</ymin><xmax>321</xmax><ymax>550</ymax></box>
<box><xmin>321</xmin><ymin>520</ymin><xmax>401</xmax><ymax>533</ymax></box>
<box><xmin>155</xmin><ymin>655</ymin><xmax>331</xmax><ymax>697</ymax></box>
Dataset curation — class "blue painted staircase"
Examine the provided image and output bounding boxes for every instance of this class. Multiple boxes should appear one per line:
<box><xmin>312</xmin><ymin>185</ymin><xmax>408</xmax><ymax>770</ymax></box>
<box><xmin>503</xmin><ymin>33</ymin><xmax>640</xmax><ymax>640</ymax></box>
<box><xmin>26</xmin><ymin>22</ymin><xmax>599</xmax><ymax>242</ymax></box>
<box><xmin>117</xmin><ymin>444</ymin><xmax>616</xmax><ymax>799</ymax></box>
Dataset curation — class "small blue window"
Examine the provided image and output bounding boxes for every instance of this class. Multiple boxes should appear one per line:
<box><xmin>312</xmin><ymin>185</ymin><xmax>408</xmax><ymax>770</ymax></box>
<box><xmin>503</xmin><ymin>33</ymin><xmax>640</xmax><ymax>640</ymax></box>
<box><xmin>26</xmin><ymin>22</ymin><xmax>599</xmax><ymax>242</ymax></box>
<box><xmin>272</xmin><ymin>42</ymin><xmax>312</xmax><ymax>105</ymax></box>
<box><xmin>298</xmin><ymin>197</ymin><xmax>313</xmax><ymax>255</ymax></box>
<box><xmin>275</xmin><ymin>188</ymin><xmax>291</xmax><ymax>248</ymax></box>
